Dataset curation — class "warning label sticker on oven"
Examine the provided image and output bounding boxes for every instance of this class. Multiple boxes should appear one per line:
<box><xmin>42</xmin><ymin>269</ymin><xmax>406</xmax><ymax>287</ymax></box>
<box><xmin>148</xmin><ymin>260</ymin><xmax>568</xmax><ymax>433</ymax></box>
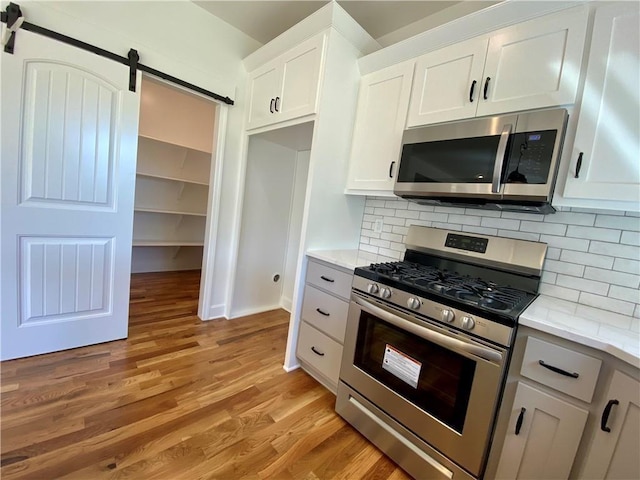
<box><xmin>382</xmin><ymin>344</ymin><xmax>421</xmax><ymax>389</ymax></box>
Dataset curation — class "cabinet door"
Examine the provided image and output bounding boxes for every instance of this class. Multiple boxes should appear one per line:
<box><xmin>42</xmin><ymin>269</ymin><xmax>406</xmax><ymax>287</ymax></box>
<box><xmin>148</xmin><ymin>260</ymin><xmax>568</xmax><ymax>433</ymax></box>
<box><xmin>278</xmin><ymin>35</ymin><xmax>325</xmax><ymax>124</ymax></box>
<box><xmin>346</xmin><ymin>61</ymin><xmax>415</xmax><ymax>194</ymax></box>
<box><xmin>579</xmin><ymin>370</ymin><xmax>640</xmax><ymax>479</ymax></box>
<box><xmin>562</xmin><ymin>2</ymin><xmax>640</xmax><ymax>205</ymax></box>
<box><xmin>477</xmin><ymin>7</ymin><xmax>588</xmax><ymax>117</ymax></box>
<box><xmin>246</xmin><ymin>62</ymin><xmax>280</xmax><ymax>130</ymax></box>
<box><xmin>406</xmin><ymin>37</ymin><xmax>487</xmax><ymax>127</ymax></box>
<box><xmin>495</xmin><ymin>382</ymin><xmax>588</xmax><ymax>480</ymax></box>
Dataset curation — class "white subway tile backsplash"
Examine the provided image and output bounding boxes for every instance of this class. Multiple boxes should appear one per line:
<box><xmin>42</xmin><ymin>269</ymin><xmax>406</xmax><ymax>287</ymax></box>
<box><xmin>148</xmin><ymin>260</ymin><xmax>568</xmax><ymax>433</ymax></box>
<box><xmin>556</xmin><ymin>275</ymin><xmax>609</xmax><ymax>296</ymax></box>
<box><xmin>609</xmin><ymin>285</ymin><xmax>640</xmax><ymax>304</ymax></box>
<box><xmin>579</xmin><ymin>293</ymin><xmax>635</xmax><ymax>316</ymax></box>
<box><xmin>621</xmin><ymin>231</ymin><xmax>640</xmax><ymax>246</ymax></box>
<box><xmin>590</xmin><ymin>241</ymin><xmax>640</xmax><ymax>260</ymax></box>
<box><xmin>595</xmin><ymin>215</ymin><xmax>640</xmax><ymax>231</ymax></box>
<box><xmin>566</xmin><ymin>225</ymin><xmax>621</xmax><ymax>243</ymax></box>
<box><xmin>447</xmin><ymin>214</ymin><xmax>482</xmax><ymax>226</ymax></box>
<box><xmin>359</xmin><ymin>197</ymin><xmax>640</xmax><ymax>321</ymax></box>
<box><xmin>584</xmin><ymin>267</ymin><xmax>640</xmax><ymax>288</ymax></box>
<box><xmin>544</xmin><ymin>259</ymin><xmax>585</xmax><ymax>277</ymax></box>
<box><xmin>545</xmin><ymin>212</ymin><xmax>595</xmax><ymax>226</ymax></box>
<box><xmin>561</xmin><ymin>250</ymin><xmax>614</xmax><ymax>269</ymax></box>
<box><xmin>520</xmin><ymin>221</ymin><xmax>567</xmax><ymax>236</ymax></box>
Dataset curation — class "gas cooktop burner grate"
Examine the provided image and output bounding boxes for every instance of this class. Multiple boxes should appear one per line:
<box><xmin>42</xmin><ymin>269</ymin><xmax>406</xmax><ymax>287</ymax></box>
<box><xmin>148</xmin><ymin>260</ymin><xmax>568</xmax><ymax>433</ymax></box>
<box><xmin>364</xmin><ymin>261</ymin><xmax>532</xmax><ymax>315</ymax></box>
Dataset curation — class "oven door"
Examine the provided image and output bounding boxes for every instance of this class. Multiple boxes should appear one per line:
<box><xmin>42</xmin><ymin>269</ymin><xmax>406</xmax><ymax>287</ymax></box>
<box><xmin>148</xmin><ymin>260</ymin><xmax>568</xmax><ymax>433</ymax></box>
<box><xmin>339</xmin><ymin>292</ymin><xmax>507</xmax><ymax>477</ymax></box>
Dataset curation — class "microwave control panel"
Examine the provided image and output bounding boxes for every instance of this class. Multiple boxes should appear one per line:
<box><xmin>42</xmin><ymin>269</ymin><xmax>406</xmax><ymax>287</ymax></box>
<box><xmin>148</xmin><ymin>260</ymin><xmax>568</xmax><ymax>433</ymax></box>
<box><xmin>504</xmin><ymin>130</ymin><xmax>557</xmax><ymax>184</ymax></box>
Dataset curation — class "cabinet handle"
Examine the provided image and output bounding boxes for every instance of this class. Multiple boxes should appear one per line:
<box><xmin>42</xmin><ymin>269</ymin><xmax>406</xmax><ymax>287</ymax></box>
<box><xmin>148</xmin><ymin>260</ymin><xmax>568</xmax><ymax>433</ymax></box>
<box><xmin>538</xmin><ymin>360</ymin><xmax>579</xmax><ymax>378</ymax></box>
<box><xmin>574</xmin><ymin>152</ymin><xmax>583</xmax><ymax>178</ymax></box>
<box><xmin>483</xmin><ymin>77</ymin><xmax>491</xmax><ymax>100</ymax></box>
<box><xmin>274</xmin><ymin>96</ymin><xmax>280</xmax><ymax>112</ymax></box>
<box><xmin>311</xmin><ymin>346</ymin><xmax>325</xmax><ymax>357</ymax></box>
<box><xmin>389</xmin><ymin>161</ymin><xmax>396</xmax><ymax>178</ymax></box>
<box><xmin>601</xmin><ymin>399</ymin><xmax>619</xmax><ymax>432</ymax></box>
<box><xmin>469</xmin><ymin>80</ymin><xmax>477</xmax><ymax>102</ymax></box>
<box><xmin>316</xmin><ymin>308</ymin><xmax>330</xmax><ymax>316</ymax></box>
<box><xmin>269</xmin><ymin>98</ymin><xmax>274</xmax><ymax>114</ymax></box>
<box><xmin>515</xmin><ymin>407</ymin><xmax>526</xmax><ymax>435</ymax></box>
<box><xmin>320</xmin><ymin>275</ymin><xmax>334</xmax><ymax>283</ymax></box>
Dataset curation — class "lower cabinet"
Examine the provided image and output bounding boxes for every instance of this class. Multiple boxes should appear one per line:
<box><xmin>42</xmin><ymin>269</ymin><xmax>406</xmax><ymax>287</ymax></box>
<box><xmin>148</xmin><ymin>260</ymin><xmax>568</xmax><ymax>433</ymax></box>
<box><xmin>296</xmin><ymin>258</ymin><xmax>353</xmax><ymax>393</ymax></box>
<box><xmin>577</xmin><ymin>370</ymin><xmax>640</xmax><ymax>479</ymax></box>
<box><xmin>495</xmin><ymin>382</ymin><xmax>588</xmax><ymax>479</ymax></box>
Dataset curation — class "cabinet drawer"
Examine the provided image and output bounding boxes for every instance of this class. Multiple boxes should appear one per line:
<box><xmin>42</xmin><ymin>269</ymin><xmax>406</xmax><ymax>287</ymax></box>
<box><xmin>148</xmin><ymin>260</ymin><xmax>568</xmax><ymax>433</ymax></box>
<box><xmin>297</xmin><ymin>321</ymin><xmax>343</xmax><ymax>385</ymax></box>
<box><xmin>306</xmin><ymin>260</ymin><xmax>352</xmax><ymax>300</ymax></box>
<box><xmin>520</xmin><ymin>336</ymin><xmax>602</xmax><ymax>402</ymax></box>
<box><xmin>302</xmin><ymin>285</ymin><xmax>349</xmax><ymax>342</ymax></box>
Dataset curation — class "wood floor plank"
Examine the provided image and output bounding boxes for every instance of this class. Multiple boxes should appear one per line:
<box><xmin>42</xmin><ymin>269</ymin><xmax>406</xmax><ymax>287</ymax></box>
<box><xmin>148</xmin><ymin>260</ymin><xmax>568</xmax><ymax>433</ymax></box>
<box><xmin>1</xmin><ymin>270</ymin><xmax>410</xmax><ymax>480</ymax></box>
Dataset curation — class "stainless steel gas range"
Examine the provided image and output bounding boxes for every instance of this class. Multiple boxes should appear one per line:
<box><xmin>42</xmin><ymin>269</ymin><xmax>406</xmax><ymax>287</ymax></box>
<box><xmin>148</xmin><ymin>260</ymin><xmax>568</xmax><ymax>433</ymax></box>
<box><xmin>336</xmin><ymin>225</ymin><xmax>547</xmax><ymax>480</ymax></box>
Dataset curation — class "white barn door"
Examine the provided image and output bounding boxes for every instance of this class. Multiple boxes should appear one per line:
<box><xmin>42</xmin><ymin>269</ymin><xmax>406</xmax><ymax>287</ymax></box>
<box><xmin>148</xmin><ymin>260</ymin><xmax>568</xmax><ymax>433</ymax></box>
<box><xmin>1</xmin><ymin>30</ymin><xmax>140</xmax><ymax>360</ymax></box>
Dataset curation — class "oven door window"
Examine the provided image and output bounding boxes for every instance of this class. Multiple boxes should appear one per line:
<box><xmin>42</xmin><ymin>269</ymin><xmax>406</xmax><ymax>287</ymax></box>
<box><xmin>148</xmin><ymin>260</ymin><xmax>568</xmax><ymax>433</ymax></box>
<box><xmin>354</xmin><ymin>311</ymin><xmax>475</xmax><ymax>433</ymax></box>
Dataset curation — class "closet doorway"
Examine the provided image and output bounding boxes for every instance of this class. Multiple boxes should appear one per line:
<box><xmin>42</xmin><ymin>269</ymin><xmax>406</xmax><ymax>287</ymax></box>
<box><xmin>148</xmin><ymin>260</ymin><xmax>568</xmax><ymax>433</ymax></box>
<box><xmin>131</xmin><ymin>76</ymin><xmax>220</xmax><ymax>314</ymax></box>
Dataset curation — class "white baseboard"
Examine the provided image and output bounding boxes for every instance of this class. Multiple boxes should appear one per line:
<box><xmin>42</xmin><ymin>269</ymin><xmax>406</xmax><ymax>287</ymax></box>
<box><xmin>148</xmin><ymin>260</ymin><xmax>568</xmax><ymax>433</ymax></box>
<box><xmin>283</xmin><ymin>362</ymin><xmax>300</xmax><ymax>373</ymax></box>
<box><xmin>201</xmin><ymin>303</ymin><xmax>226</xmax><ymax>321</ymax></box>
<box><xmin>280</xmin><ymin>296</ymin><xmax>293</xmax><ymax>313</ymax></box>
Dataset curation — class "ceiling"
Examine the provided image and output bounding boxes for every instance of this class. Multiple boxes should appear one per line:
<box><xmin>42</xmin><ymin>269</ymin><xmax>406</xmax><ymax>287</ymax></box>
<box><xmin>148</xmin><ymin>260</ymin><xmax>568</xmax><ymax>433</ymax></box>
<box><xmin>193</xmin><ymin>1</ymin><xmax>497</xmax><ymax>46</ymax></box>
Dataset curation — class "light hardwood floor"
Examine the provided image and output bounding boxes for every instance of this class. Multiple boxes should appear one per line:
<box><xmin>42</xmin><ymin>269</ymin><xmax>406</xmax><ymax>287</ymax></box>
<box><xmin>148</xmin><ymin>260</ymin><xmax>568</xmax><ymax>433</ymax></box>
<box><xmin>1</xmin><ymin>270</ymin><xmax>410</xmax><ymax>480</ymax></box>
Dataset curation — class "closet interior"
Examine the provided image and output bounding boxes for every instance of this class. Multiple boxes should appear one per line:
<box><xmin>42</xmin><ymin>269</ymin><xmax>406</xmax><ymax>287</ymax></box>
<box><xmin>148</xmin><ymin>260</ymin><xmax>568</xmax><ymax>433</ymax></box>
<box><xmin>131</xmin><ymin>77</ymin><xmax>216</xmax><ymax>273</ymax></box>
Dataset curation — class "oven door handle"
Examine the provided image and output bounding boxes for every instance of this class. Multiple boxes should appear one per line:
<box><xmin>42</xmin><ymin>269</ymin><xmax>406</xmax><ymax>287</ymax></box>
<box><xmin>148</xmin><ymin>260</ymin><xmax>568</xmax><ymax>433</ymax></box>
<box><xmin>354</xmin><ymin>297</ymin><xmax>503</xmax><ymax>364</ymax></box>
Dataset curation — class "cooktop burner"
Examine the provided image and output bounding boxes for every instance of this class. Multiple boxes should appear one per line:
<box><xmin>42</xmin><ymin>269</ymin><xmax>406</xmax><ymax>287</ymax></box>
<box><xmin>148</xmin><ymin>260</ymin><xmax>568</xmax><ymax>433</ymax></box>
<box><xmin>357</xmin><ymin>260</ymin><xmax>536</xmax><ymax>319</ymax></box>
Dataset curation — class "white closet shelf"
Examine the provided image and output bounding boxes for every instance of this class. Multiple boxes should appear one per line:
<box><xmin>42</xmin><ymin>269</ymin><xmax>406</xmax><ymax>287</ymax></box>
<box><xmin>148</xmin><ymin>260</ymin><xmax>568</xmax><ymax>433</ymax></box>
<box><xmin>136</xmin><ymin>172</ymin><xmax>209</xmax><ymax>186</ymax></box>
<box><xmin>138</xmin><ymin>133</ymin><xmax>212</xmax><ymax>155</ymax></box>
<box><xmin>133</xmin><ymin>240</ymin><xmax>204</xmax><ymax>247</ymax></box>
<box><xmin>134</xmin><ymin>207</ymin><xmax>206</xmax><ymax>217</ymax></box>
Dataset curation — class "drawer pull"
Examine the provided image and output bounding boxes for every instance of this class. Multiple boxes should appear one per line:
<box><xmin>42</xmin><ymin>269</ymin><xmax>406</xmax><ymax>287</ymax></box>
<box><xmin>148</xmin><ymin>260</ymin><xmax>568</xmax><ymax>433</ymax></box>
<box><xmin>601</xmin><ymin>399</ymin><xmax>619</xmax><ymax>432</ymax></box>
<box><xmin>515</xmin><ymin>407</ymin><xmax>526</xmax><ymax>435</ymax></box>
<box><xmin>311</xmin><ymin>346</ymin><xmax>325</xmax><ymax>357</ymax></box>
<box><xmin>538</xmin><ymin>360</ymin><xmax>579</xmax><ymax>378</ymax></box>
<box><xmin>316</xmin><ymin>308</ymin><xmax>330</xmax><ymax>317</ymax></box>
<box><xmin>320</xmin><ymin>275</ymin><xmax>334</xmax><ymax>283</ymax></box>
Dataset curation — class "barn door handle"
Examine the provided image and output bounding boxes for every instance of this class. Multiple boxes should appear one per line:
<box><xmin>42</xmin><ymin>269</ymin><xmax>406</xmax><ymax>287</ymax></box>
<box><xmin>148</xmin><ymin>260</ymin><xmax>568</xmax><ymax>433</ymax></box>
<box><xmin>515</xmin><ymin>407</ymin><xmax>526</xmax><ymax>435</ymax></box>
<box><xmin>574</xmin><ymin>152</ymin><xmax>583</xmax><ymax>178</ymax></box>
<box><xmin>483</xmin><ymin>77</ymin><xmax>491</xmax><ymax>100</ymax></box>
<box><xmin>601</xmin><ymin>399</ymin><xmax>619</xmax><ymax>432</ymax></box>
<box><xmin>469</xmin><ymin>80</ymin><xmax>477</xmax><ymax>102</ymax></box>
<box><xmin>538</xmin><ymin>360</ymin><xmax>579</xmax><ymax>378</ymax></box>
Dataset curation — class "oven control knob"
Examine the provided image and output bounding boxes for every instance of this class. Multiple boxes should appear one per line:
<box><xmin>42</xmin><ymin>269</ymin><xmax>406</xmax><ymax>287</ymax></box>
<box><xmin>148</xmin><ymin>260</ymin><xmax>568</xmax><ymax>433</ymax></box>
<box><xmin>407</xmin><ymin>297</ymin><xmax>420</xmax><ymax>310</ymax></box>
<box><xmin>462</xmin><ymin>316</ymin><xmax>476</xmax><ymax>330</ymax></box>
<box><xmin>367</xmin><ymin>283</ymin><xmax>379</xmax><ymax>294</ymax></box>
<box><xmin>380</xmin><ymin>287</ymin><xmax>392</xmax><ymax>299</ymax></box>
<box><xmin>441</xmin><ymin>309</ymin><xmax>455</xmax><ymax>323</ymax></box>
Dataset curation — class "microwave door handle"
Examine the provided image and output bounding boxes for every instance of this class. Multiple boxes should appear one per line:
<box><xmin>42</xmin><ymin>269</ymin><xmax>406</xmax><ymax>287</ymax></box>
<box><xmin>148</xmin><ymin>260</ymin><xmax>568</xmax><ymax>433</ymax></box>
<box><xmin>354</xmin><ymin>297</ymin><xmax>503</xmax><ymax>364</ymax></box>
<box><xmin>492</xmin><ymin>124</ymin><xmax>512</xmax><ymax>193</ymax></box>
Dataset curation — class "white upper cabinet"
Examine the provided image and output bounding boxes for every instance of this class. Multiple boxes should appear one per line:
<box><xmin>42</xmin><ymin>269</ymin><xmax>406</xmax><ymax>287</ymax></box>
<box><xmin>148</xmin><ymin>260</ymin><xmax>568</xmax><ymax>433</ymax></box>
<box><xmin>578</xmin><ymin>370</ymin><xmax>640</xmax><ymax>479</ymax></box>
<box><xmin>562</xmin><ymin>2</ymin><xmax>640</xmax><ymax>207</ymax></box>
<box><xmin>477</xmin><ymin>8</ymin><xmax>588</xmax><ymax>116</ymax></box>
<box><xmin>246</xmin><ymin>34</ymin><xmax>326</xmax><ymax>130</ymax></box>
<box><xmin>407</xmin><ymin>37</ymin><xmax>488</xmax><ymax>127</ymax></box>
<box><xmin>407</xmin><ymin>7</ymin><xmax>588</xmax><ymax>127</ymax></box>
<box><xmin>346</xmin><ymin>61</ymin><xmax>415</xmax><ymax>194</ymax></box>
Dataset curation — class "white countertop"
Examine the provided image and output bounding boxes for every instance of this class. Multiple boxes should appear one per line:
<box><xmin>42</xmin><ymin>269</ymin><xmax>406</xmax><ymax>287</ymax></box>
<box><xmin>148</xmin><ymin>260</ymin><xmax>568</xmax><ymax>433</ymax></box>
<box><xmin>521</xmin><ymin>295</ymin><xmax>640</xmax><ymax>368</ymax></box>
<box><xmin>306</xmin><ymin>249</ymin><xmax>397</xmax><ymax>271</ymax></box>
<box><xmin>306</xmin><ymin>249</ymin><xmax>640</xmax><ymax>369</ymax></box>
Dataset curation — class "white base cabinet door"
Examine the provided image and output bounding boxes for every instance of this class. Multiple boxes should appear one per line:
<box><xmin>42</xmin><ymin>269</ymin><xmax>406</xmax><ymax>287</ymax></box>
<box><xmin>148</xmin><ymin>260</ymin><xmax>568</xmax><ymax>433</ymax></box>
<box><xmin>562</xmin><ymin>2</ymin><xmax>640</xmax><ymax>207</ymax></box>
<box><xmin>495</xmin><ymin>382</ymin><xmax>588</xmax><ymax>480</ymax></box>
<box><xmin>578</xmin><ymin>370</ymin><xmax>640</xmax><ymax>479</ymax></box>
<box><xmin>346</xmin><ymin>61</ymin><xmax>414</xmax><ymax>195</ymax></box>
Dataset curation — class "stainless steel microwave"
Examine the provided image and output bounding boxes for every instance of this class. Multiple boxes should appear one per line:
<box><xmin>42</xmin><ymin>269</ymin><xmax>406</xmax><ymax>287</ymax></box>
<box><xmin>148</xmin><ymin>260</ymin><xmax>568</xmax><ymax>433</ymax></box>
<box><xmin>393</xmin><ymin>108</ymin><xmax>569</xmax><ymax>214</ymax></box>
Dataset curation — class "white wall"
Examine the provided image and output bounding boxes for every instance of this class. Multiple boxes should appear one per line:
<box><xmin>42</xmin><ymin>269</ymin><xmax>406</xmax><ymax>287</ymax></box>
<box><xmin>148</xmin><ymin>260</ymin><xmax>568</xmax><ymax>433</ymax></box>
<box><xmin>231</xmin><ymin>136</ymin><xmax>298</xmax><ymax>317</ymax></box>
